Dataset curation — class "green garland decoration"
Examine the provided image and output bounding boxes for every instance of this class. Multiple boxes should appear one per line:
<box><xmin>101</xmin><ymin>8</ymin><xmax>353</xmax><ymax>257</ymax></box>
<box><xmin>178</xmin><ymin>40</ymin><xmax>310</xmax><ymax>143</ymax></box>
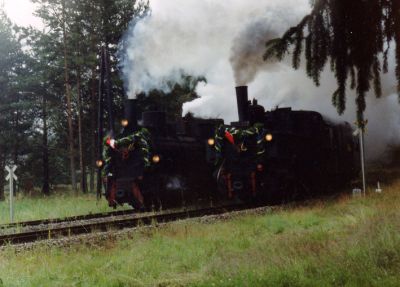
<box><xmin>102</xmin><ymin>128</ymin><xmax>152</xmax><ymax>177</ymax></box>
<box><xmin>214</xmin><ymin>123</ymin><xmax>266</xmax><ymax>165</ymax></box>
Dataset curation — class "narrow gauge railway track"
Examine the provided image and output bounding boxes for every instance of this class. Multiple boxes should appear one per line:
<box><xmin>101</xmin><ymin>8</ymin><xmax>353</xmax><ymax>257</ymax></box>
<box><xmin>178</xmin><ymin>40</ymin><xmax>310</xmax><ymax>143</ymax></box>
<box><xmin>0</xmin><ymin>204</ymin><xmax>256</xmax><ymax>246</ymax></box>
<box><xmin>0</xmin><ymin>209</ymin><xmax>135</xmax><ymax>230</ymax></box>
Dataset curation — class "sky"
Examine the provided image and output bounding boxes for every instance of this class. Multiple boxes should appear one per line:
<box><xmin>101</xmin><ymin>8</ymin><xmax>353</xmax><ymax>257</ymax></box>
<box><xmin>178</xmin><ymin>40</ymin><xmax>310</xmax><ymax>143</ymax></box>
<box><xmin>3</xmin><ymin>0</ymin><xmax>43</xmax><ymax>28</ymax></box>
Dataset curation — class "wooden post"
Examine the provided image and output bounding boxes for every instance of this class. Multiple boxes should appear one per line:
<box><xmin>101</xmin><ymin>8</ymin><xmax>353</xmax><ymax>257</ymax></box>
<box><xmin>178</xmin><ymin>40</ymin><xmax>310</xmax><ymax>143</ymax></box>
<box><xmin>359</xmin><ymin>128</ymin><xmax>366</xmax><ymax>196</ymax></box>
<box><xmin>354</xmin><ymin>119</ymin><xmax>367</xmax><ymax>196</ymax></box>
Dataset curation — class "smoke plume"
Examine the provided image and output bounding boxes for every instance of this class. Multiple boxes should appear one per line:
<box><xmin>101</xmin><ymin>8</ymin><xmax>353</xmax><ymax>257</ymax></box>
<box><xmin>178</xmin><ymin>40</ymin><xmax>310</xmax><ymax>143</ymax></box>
<box><xmin>120</xmin><ymin>0</ymin><xmax>400</xmax><ymax>160</ymax></box>
<box><xmin>229</xmin><ymin>6</ymin><xmax>305</xmax><ymax>86</ymax></box>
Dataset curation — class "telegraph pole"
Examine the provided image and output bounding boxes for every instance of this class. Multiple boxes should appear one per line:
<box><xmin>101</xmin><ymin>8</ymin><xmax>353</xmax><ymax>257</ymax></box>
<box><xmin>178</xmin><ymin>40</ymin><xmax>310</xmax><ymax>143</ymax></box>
<box><xmin>355</xmin><ymin>120</ymin><xmax>367</xmax><ymax>196</ymax></box>
<box><xmin>359</xmin><ymin>128</ymin><xmax>366</xmax><ymax>196</ymax></box>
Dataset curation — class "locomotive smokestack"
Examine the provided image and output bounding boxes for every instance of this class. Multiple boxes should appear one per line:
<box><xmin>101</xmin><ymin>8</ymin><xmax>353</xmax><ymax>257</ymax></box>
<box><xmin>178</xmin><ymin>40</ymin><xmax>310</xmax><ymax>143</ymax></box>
<box><xmin>236</xmin><ymin>86</ymin><xmax>249</xmax><ymax>122</ymax></box>
<box><xmin>123</xmin><ymin>99</ymin><xmax>138</xmax><ymax>132</ymax></box>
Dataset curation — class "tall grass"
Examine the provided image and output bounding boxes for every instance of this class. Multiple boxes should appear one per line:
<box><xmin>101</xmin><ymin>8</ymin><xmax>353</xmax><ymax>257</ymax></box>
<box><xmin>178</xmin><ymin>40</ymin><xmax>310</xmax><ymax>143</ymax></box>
<box><xmin>0</xmin><ymin>191</ymin><xmax>130</xmax><ymax>224</ymax></box>
<box><xmin>0</xmin><ymin>180</ymin><xmax>399</xmax><ymax>286</ymax></box>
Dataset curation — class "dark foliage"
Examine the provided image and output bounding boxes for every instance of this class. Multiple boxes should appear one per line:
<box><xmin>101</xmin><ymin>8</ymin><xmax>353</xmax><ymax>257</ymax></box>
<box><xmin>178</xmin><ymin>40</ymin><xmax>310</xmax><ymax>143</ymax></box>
<box><xmin>136</xmin><ymin>75</ymin><xmax>206</xmax><ymax>120</ymax></box>
<box><xmin>264</xmin><ymin>0</ymin><xmax>400</xmax><ymax>125</ymax></box>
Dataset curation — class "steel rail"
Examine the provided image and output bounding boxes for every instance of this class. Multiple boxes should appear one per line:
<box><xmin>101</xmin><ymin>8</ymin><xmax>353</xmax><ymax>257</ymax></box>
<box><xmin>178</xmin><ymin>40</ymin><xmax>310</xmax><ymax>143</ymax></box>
<box><xmin>0</xmin><ymin>209</ymin><xmax>135</xmax><ymax>230</ymax></box>
<box><xmin>0</xmin><ymin>204</ymin><xmax>253</xmax><ymax>246</ymax></box>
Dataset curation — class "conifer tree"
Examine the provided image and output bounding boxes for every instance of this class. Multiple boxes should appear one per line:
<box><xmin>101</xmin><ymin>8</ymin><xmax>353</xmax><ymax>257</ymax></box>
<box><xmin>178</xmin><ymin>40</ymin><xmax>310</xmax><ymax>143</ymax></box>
<box><xmin>0</xmin><ymin>9</ymin><xmax>27</xmax><ymax>200</ymax></box>
<box><xmin>31</xmin><ymin>0</ymin><xmax>148</xmax><ymax>192</ymax></box>
<box><xmin>264</xmin><ymin>0</ymin><xmax>400</xmax><ymax>125</ymax></box>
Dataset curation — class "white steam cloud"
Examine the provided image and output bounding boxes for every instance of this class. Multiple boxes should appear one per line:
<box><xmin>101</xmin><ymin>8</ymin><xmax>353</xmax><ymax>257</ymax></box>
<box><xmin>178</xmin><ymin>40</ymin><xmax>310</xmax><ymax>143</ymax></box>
<box><xmin>120</xmin><ymin>0</ymin><xmax>400</xmax><ymax>160</ymax></box>
<box><xmin>121</xmin><ymin>0</ymin><xmax>308</xmax><ymax>96</ymax></box>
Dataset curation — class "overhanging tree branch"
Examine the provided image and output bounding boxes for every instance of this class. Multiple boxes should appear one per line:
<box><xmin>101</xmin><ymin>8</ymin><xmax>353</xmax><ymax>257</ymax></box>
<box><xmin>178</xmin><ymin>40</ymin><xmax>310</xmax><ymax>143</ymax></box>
<box><xmin>264</xmin><ymin>0</ymin><xmax>399</xmax><ymax>124</ymax></box>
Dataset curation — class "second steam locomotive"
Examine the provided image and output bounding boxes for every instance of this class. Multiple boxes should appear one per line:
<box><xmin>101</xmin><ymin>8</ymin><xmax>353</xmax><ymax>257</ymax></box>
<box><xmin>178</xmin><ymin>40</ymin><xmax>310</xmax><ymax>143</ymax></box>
<box><xmin>211</xmin><ymin>86</ymin><xmax>359</xmax><ymax>203</ymax></box>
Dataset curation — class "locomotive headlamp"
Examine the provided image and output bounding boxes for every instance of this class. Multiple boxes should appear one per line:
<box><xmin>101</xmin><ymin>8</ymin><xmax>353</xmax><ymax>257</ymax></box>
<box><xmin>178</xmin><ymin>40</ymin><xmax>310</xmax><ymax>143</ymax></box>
<box><xmin>121</xmin><ymin>119</ymin><xmax>129</xmax><ymax>127</ymax></box>
<box><xmin>96</xmin><ymin>160</ymin><xmax>104</xmax><ymax>168</ymax></box>
<box><xmin>208</xmin><ymin>138</ymin><xmax>215</xmax><ymax>146</ymax></box>
<box><xmin>265</xmin><ymin>134</ymin><xmax>273</xmax><ymax>142</ymax></box>
<box><xmin>152</xmin><ymin>155</ymin><xmax>160</xmax><ymax>163</ymax></box>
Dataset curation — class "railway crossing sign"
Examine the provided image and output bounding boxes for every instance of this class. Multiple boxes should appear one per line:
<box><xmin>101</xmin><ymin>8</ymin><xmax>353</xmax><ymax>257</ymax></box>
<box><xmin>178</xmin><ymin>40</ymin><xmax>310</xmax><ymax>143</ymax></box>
<box><xmin>5</xmin><ymin>165</ymin><xmax>17</xmax><ymax>223</ymax></box>
<box><xmin>5</xmin><ymin>165</ymin><xmax>17</xmax><ymax>181</ymax></box>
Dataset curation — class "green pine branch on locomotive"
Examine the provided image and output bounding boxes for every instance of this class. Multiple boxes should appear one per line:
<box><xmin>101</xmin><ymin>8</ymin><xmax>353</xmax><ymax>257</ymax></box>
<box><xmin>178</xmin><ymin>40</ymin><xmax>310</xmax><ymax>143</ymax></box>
<box><xmin>102</xmin><ymin>128</ymin><xmax>152</xmax><ymax>177</ymax></box>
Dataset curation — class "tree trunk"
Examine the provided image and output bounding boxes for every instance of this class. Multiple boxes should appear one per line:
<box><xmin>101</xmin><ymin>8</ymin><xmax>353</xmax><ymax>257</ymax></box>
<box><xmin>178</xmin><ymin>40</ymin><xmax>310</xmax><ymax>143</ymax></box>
<box><xmin>62</xmin><ymin>0</ymin><xmax>77</xmax><ymax>193</ymax></box>
<box><xmin>42</xmin><ymin>96</ymin><xmax>50</xmax><ymax>195</ymax></box>
<box><xmin>77</xmin><ymin>67</ymin><xmax>87</xmax><ymax>193</ymax></box>
<box><xmin>89</xmin><ymin>67</ymin><xmax>97</xmax><ymax>192</ymax></box>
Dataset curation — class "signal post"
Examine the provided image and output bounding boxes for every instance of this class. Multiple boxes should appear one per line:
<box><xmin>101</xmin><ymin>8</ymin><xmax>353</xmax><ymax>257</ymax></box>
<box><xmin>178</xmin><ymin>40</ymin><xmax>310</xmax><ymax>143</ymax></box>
<box><xmin>5</xmin><ymin>165</ymin><xmax>17</xmax><ymax>223</ymax></box>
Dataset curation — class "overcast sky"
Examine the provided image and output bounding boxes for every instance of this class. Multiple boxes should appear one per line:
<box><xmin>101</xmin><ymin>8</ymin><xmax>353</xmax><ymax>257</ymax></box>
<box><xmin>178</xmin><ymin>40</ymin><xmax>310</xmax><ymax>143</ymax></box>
<box><xmin>3</xmin><ymin>0</ymin><xmax>43</xmax><ymax>28</ymax></box>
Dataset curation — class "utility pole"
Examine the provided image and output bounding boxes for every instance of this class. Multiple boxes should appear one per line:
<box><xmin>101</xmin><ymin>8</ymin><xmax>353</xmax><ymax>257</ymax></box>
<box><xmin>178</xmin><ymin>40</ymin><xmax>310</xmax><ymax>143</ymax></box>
<box><xmin>355</xmin><ymin>120</ymin><xmax>367</xmax><ymax>196</ymax></box>
<box><xmin>359</xmin><ymin>128</ymin><xmax>366</xmax><ymax>196</ymax></box>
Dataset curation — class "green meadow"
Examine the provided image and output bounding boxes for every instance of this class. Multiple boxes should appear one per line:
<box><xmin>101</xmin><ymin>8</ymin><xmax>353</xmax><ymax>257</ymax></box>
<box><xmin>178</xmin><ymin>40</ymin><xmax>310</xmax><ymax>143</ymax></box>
<box><xmin>0</xmin><ymin>191</ymin><xmax>130</xmax><ymax>225</ymax></box>
<box><xmin>1</xmin><ymin>178</ymin><xmax>399</xmax><ymax>286</ymax></box>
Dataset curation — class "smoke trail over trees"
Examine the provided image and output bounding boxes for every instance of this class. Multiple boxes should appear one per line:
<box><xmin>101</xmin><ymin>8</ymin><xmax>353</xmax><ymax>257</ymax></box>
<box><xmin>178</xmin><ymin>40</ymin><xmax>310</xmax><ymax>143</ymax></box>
<box><xmin>120</xmin><ymin>0</ymin><xmax>400</xmax><ymax>160</ymax></box>
<box><xmin>120</xmin><ymin>0</ymin><xmax>309</xmax><ymax>97</ymax></box>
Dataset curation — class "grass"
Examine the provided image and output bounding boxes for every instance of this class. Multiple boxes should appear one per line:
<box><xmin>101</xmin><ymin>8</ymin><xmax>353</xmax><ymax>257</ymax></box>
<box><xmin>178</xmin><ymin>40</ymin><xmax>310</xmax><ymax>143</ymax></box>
<box><xmin>0</xmin><ymin>190</ymin><xmax>130</xmax><ymax>225</ymax></box>
<box><xmin>0</xmin><ymin>180</ymin><xmax>400</xmax><ymax>286</ymax></box>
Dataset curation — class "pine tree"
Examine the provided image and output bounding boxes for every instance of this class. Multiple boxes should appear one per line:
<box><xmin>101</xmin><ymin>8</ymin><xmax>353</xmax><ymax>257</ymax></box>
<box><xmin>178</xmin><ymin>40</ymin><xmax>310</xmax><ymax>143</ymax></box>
<box><xmin>31</xmin><ymin>0</ymin><xmax>149</xmax><ymax>192</ymax></box>
<box><xmin>137</xmin><ymin>75</ymin><xmax>207</xmax><ymax>120</ymax></box>
<box><xmin>264</xmin><ymin>0</ymin><xmax>400</xmax><ymax>126</ymax></box>
<box><xmin>0</xmin><ymin>9</ymin><xmax>27</xmax><ymax>200</ymax></box>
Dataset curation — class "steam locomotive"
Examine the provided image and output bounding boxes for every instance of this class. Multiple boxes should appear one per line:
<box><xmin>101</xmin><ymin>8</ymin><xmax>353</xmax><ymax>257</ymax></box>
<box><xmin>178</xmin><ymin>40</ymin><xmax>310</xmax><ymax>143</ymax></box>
<box><xmin>99</xmin><ymin>99</ymin><xmax>222</xmax><ymax>209</ymax></box>
<box><xmin>96</xmin><ymin>47</ymin><xmax>222</xmax><ymax>209</ymax></box>
<box><xmin>211</xmin><ymin>86</ymin><xmax>360</xmax><ymax>203</ymax></box>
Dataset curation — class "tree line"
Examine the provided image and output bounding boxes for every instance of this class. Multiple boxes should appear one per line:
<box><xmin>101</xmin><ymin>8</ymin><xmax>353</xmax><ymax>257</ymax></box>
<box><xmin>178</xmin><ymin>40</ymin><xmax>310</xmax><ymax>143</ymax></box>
<box><xmin>0</xmin><ymin>0</ymin><xmax>149</xmax><ymax>199</ymax></box>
